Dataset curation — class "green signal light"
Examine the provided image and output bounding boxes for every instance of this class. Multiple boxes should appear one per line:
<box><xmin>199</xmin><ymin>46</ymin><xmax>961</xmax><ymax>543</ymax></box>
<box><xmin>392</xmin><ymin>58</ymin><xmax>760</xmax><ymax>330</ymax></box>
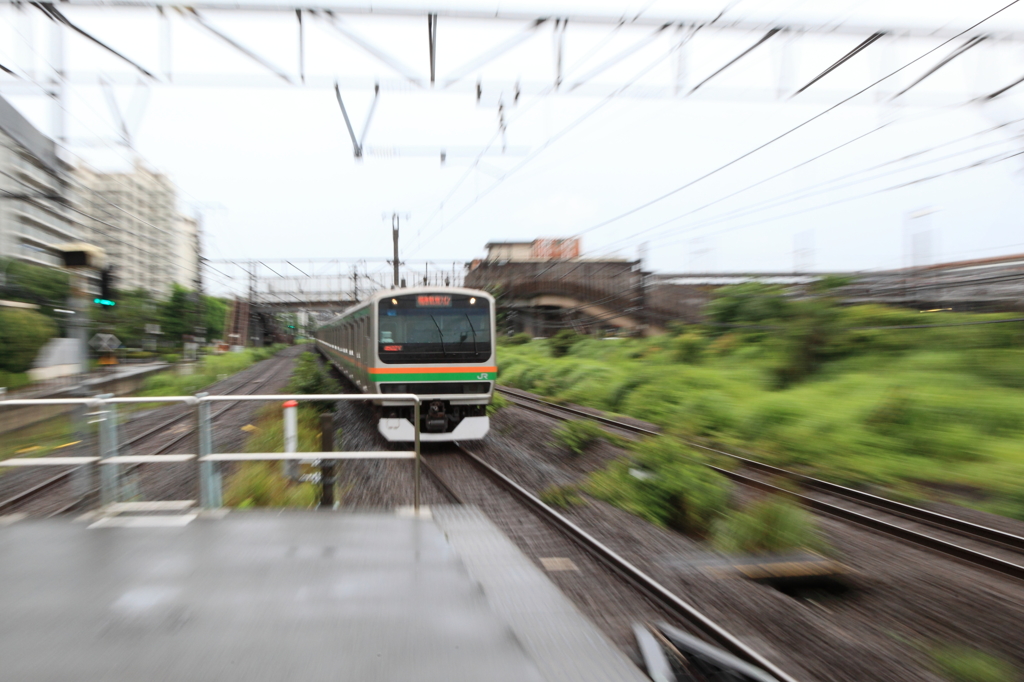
<box><xmin>93</xmin><ymin>298</ymin><xmax>116</xmax><ymax>306</ymax></box>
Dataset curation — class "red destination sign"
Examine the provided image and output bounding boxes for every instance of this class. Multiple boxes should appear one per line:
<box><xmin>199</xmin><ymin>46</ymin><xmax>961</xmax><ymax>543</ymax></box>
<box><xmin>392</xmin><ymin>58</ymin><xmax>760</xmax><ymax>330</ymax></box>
<box><xmin>416</xmin><ymin>295</ymin><xmax>452</xmax><ymax>307</ymax></box>
<box><xmin>383</xmin><ymin>345</ymin><xmax>403</xmax><ymax>351</ymax></box>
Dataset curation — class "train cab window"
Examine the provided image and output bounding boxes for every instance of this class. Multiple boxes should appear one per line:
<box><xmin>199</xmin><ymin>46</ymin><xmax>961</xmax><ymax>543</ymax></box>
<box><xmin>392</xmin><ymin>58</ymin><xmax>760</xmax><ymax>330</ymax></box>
<box><xmin>378</xmin><ymin>293</ymin><xmax>491</xmax><ymax>364</ymax></box>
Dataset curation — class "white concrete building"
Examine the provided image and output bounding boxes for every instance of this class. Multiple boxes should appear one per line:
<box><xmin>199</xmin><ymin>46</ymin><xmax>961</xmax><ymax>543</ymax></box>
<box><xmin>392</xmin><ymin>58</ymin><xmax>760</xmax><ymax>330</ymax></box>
<box><xmin>0</xmin><ymin>96</ymin><xmax>83</xmax><ymax>269</ymax></box>
<box><xmin>74</xmin><ymin>161</ymin><xmax>197</xmax><ymax>297</ymax></box>
<box><xmin>173</xmin><ymin>214</ymin><xmax>199</xmax><ymax>291</ymax></box>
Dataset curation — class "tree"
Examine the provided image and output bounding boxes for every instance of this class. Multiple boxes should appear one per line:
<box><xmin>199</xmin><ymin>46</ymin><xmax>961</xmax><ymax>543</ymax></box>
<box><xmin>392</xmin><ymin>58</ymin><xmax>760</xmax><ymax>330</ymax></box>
<box><xmin>0</xmin><ymin>308</ymin><xmax>58</xmax><ymax>373</ymax></box>
<box><xmin>161</xmin><ymin>284</ymin><xmax>195</xmax><ymax>344</ymax></box>
<box><xmin>706</xmin><ymin>282</ymin><xmax>791</xmax><ymax>329</ymax></box>
<box><xmin>203</xmin><ymin>296</ymin><xmax>228</xmax><ymax>341</ymax></box>
<box><xmin>0</xmin><ymin>258</ymin><xmax>70</xmax><ymax>322</ymax></box>
<box><xmin>110</xmin><ymin>288</ymin><xmax>159</xmax><ymax>347</ymax></box>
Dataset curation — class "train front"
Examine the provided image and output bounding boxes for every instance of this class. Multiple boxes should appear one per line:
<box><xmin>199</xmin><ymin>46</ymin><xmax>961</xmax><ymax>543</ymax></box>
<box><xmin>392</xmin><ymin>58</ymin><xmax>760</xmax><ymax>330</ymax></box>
<box><xmin>374</xmin><ymin>289</ymin><xmax>495</xmax><ymax>442</ymax></box>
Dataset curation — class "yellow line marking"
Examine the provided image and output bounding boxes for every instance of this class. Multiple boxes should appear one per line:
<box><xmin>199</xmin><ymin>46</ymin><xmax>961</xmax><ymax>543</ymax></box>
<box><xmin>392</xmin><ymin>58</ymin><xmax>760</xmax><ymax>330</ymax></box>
<box><xmin>53</xmin><ymin>441</ymin><xmax>81</xmax><ymax>450</ymax></box>
<box><xmin>14</xmin><ymin>446</ymin><xmax>40</xmax><ymax>455</ymax></box>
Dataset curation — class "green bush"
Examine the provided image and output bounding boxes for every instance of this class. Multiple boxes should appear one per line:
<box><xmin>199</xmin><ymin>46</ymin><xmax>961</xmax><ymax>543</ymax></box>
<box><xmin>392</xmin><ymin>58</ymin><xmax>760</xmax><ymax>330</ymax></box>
<box><xmin>712</xmin><ymin>495</ymin><xmax>826</xmax><ymax>555</ymax></box>
<box><xmin>507</xmin><ymin>332</ymin><xmax>532</xmax><ymax>345</ymax></box>
<box><xmin>673</xmin><ymin>333</ymin><xmax>706</xmax><ymax>364</ymax></box>
<box><xmin>288</xmin><ymin>351</ymin><xmax>340</xmax><ymax>413</ymax></box>
<box><xmin>539</xmin><ymin>484</ymin><xmax>586</xmax><ymax>509</ymax></box>
<box><xmin>549</xmin><ymin>329</ymin><xmax>583</xmax><ymax>358</ymax></box>
<box><xmin>496</xmin><ymin>303</ymin><xmax>1024</xmax><ymax>503</ymax></box>
<box><xmin>0</xmin><ymin>308</ymin><xmax>57</xmax><ymax>373</ymax></box>
<box><xmin>553</xmin><ymin>419</ymin><xmax>606</xmax><ymax>455</ymax></box>
<box><xmin>161</xmin><ymin>353</ymin><xmax>180</xmax><ymax>364</ymax></box>
<box><xmin>930</xmin><ymin>644</ymin><xmax>1015</xmax><ymax>682</ymax></box>
<box><xmin>586</xmin><ymin>437</ymin><xmax>730</xmax><ymax>536</ymax></box>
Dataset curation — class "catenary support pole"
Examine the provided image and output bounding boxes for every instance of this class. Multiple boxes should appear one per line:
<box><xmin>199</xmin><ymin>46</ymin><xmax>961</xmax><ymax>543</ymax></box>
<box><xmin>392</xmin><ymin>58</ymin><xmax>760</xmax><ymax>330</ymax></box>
<box><xmin>392</xmin><ymin>214</ymin><xmax>400</xmax><ymax>288</ymax></box>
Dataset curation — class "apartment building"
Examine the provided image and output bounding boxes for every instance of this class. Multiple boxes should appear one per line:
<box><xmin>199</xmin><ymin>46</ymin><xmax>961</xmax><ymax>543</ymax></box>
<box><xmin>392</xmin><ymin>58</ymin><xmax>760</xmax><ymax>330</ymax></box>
<box><xmin>75</xmin><ymin>161</ymin><xmax>197</xmax><ymax>297</ymax></box>
<box><xmin>0</xmin><ymin>96</ymin><xmax>83</xmax><ymax>269</ymax></box>
<box><xmin>174</xmin><ymin>214</ymin><xmax>199</xmax><ymax>290</ymax></box>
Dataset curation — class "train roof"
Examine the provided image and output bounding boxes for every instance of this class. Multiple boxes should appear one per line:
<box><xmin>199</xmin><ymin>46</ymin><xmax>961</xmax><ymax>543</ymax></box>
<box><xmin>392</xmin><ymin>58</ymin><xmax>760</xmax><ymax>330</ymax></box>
<box><xmin>318</xmin><ymin>286</ymin><xmax>493</xmax><ymax>328</ymax></box>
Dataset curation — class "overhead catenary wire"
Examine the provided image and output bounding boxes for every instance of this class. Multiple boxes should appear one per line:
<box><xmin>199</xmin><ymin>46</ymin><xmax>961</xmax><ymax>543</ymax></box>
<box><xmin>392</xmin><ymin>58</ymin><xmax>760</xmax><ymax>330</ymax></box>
<box><xmin>575</xmin><ymin>0</ymin><xmax>1023</xmax><ymax>239</ymax></box>
<box><xmin>405</xmin><ymin>18</ymin><xmax>656</xmax><ymax>254</ymax></box>
<box><xmin>411</xmin><ymin>44</ymin><xmax>682</xmax><ymax>255</ymax></box>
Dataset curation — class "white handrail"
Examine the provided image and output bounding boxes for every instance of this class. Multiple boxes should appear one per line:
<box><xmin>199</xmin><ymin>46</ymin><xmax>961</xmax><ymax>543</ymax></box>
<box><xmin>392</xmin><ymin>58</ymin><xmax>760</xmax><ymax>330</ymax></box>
<box><xmin>0</xmin><ymin>393</ymin><xmax>424</xmax><ymax>511</ymax></box>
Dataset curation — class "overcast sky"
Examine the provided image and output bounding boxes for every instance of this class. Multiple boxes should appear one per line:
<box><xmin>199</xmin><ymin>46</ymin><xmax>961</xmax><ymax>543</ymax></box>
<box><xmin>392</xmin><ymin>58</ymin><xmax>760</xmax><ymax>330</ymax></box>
<box><xmin>2</xmin><ymin>0</ymin><xmax>1023</xmax><ymax>294</ymax></box>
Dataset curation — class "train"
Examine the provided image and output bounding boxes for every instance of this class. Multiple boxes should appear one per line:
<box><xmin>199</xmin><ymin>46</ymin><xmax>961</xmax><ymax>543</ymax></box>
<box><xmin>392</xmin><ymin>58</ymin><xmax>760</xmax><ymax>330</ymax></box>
<box><xmin>314</xmin><ymin>287</ymin><xmax>496</xmax><ymax>442</ymax></box>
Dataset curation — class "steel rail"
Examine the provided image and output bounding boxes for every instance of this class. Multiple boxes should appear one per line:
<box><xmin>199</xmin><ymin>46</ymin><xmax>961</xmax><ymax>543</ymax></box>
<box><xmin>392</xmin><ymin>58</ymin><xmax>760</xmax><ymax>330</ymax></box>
<box><xmin>496</xmin><ymin>386</ymin><xmax>1024</xmax><ymax>581</ymax></box>
<box><xmin>432</xmin><ymin>444</ymin><xmax>800</xmax><ymax>682</ymax></box>
<box><xmin>0</xmin><ymin>354</ymin><xmax>296</xmax><ymax>515</ymax></box>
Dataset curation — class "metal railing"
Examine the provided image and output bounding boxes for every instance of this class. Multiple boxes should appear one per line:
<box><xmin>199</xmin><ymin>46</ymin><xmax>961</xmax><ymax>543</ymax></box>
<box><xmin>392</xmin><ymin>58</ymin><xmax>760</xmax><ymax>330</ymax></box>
<box><xmin>0</xmin><ymin>393</ymin><xmax>423</xmax><ymax>512</ymax></box>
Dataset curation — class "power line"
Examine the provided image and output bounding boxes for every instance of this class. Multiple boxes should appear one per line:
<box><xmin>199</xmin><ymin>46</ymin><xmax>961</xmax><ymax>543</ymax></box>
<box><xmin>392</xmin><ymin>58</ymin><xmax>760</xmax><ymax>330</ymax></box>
<box><xmin>598</xmin><ymin>120</ymin><xmax>1019</xmax><ymax>254</ymax></box>
<box><xmin>575</xmin><ymin>0</ymin><xmax>1023</xmax><ymax>239</ymax></box>
<box><xmin>651</xmin><ymin>146</ymin><xmax>1019</xmax><ymax>249</ymax></box>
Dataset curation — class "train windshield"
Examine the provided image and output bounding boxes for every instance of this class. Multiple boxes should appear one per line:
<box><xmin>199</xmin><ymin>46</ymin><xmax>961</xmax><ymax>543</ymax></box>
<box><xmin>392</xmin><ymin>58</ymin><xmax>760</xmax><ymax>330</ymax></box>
<box><xmin>378</xmin><ymin>294</ymin><xmax>491</xmax><ymax>364</ymax></box>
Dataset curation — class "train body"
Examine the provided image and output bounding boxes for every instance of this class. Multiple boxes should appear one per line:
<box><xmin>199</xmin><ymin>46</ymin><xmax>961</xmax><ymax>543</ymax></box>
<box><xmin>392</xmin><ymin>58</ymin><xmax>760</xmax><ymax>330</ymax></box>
<box><xmin>314</xmin><ymin>287</ymin><xmax>495</xmax><ymax>442</ymax></box>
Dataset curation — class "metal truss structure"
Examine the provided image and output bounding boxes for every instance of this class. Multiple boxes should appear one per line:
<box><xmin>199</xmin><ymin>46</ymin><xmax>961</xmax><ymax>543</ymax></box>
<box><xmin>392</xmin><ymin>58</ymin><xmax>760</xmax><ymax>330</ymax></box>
<box><xmin>2</xmin><ymin>1</ymin><xmax>1024</xmax><ymax>157</ymax></box>
<box><xmin>205</xmin><ymin>258</ymin><xmax>466</xmax><ymax>312</ymax></box>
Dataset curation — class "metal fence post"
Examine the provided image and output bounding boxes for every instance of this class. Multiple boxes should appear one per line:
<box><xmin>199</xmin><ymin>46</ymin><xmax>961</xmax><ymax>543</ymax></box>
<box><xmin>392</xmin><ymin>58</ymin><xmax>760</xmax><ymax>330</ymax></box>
<box><xmin>96</xmin><ymin>394</ymin><xmax>118</xmax><ymax>506</ymax></box>
<box><xmin>413</xmin><ymin>399</ymin><xmax>421</xmax><ymax>514</ymax></box>
<box><xmin>319</xmin><ymin>412</ymin><xmax>336</xmax><ymax>509</ymax></box>
<box><xmin>283</xmin><ymin>400</ymin><xmax>299</xmax><ymax>480</ymax></box>
<box><xmin>196</xmin><ymin>393</ymin><xmax>220</xmax><ymax>508</ymax></box>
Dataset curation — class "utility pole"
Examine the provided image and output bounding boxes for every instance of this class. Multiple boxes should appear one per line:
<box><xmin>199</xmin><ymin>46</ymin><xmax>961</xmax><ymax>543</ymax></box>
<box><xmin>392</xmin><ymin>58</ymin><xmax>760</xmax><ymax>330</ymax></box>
<box><xmin>385</xmin><ymin>212</ymin><xmax>409</xmax><ymax>288</ymax></box>
<box><xmin>392</xmin><ymin>214</ymin><xmax>400</xmax><ymax>288</ymax></box>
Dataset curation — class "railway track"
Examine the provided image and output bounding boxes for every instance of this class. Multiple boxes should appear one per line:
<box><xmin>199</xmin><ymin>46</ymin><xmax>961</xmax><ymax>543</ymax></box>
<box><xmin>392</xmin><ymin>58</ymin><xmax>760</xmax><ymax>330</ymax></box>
<box><xmin>420</xmin><ymin>444</ymin><xmax>800</xmax><ymax>682</ymax></box>
<box><xmin>497</xmin><ymin>385</ymin><xmax>1024</xmax><ymax>584</ymax></box>
<box><xmin>0</xmin><ymin>351</ymin><xmax>298</xmax><ymax>516</ymax></box>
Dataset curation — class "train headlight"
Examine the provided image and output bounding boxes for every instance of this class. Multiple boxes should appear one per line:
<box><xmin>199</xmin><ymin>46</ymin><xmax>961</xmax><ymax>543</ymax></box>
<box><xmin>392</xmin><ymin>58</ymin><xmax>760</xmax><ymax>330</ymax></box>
<box><xmin>391</xmin><ymin>298</ymin><xmax>397</xmax><ymax>305</ymax></box>
<box><xmin>470</xmin><ymin>297</ymin><xmax>476</xmax><ymax>304</ymax></box>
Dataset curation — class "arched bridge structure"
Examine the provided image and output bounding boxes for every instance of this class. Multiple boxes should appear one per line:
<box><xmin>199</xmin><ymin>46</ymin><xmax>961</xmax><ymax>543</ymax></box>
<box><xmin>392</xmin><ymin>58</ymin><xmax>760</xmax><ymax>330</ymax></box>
<box><xmin>464</xmin><ymin>260</ymin><xmax>666</xmax><ymax>336</ymax></box>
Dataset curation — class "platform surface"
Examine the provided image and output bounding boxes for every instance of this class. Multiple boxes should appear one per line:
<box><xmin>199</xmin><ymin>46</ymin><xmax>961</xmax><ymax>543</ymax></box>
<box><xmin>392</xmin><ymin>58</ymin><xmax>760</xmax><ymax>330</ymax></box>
<box><xmin>0</xmin><ymin>508</ymin><xmax>645</xmax><ymax>682</ymax></box>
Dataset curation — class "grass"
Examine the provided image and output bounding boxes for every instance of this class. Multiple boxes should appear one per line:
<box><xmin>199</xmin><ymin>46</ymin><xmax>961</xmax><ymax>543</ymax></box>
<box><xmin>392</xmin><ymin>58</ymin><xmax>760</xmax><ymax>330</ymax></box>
<box><xmin>222</xmin><ymin>403</ymin><xmax>323</xmax><ymax>508</ymax></box>
<box><xmin>136</xmin><ymin>345</ymin><xmax>286</xmax><ymax>400</ymax></box>
<box><xmin>0</xmin><ymin>371</ymin><xmax>31</xmax><ymax>391</ymax></box>
<box><xmin>0</xmin><ymin>415</ymin><xmax>80</xmax><ymax>464</ymax></box>
<box><xmin>552</xmin><ymin>419</ymin><xmax>606</xmax><ymax>456</ymax></box>
<box><xmin>585</xmin><ymin>436</ymin><xmax>730</xmax><ymax>537</ymax></box>
<box><xmin>539</xmin><ymin>484</ymin><xmax>586</xmax><ymax>509</ymax></box>
<box><xmin>930</xmin><ymin>644</ymin><xmax>1016</xmax><ymax>682</ymax></box>
<box><xmin>712</xmin><ymin>494</ymin><xmax>828</xmax><ymax>556</ymax></box>
<box><xmin>223</xmin><ymin>351</ymin><xmax>339</xmax><ymax>509</ymax></box>
<box><xmin>499</xmin><ymin>308</ymin><xmax>1024</xmax><ymax>520</ymax></box>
